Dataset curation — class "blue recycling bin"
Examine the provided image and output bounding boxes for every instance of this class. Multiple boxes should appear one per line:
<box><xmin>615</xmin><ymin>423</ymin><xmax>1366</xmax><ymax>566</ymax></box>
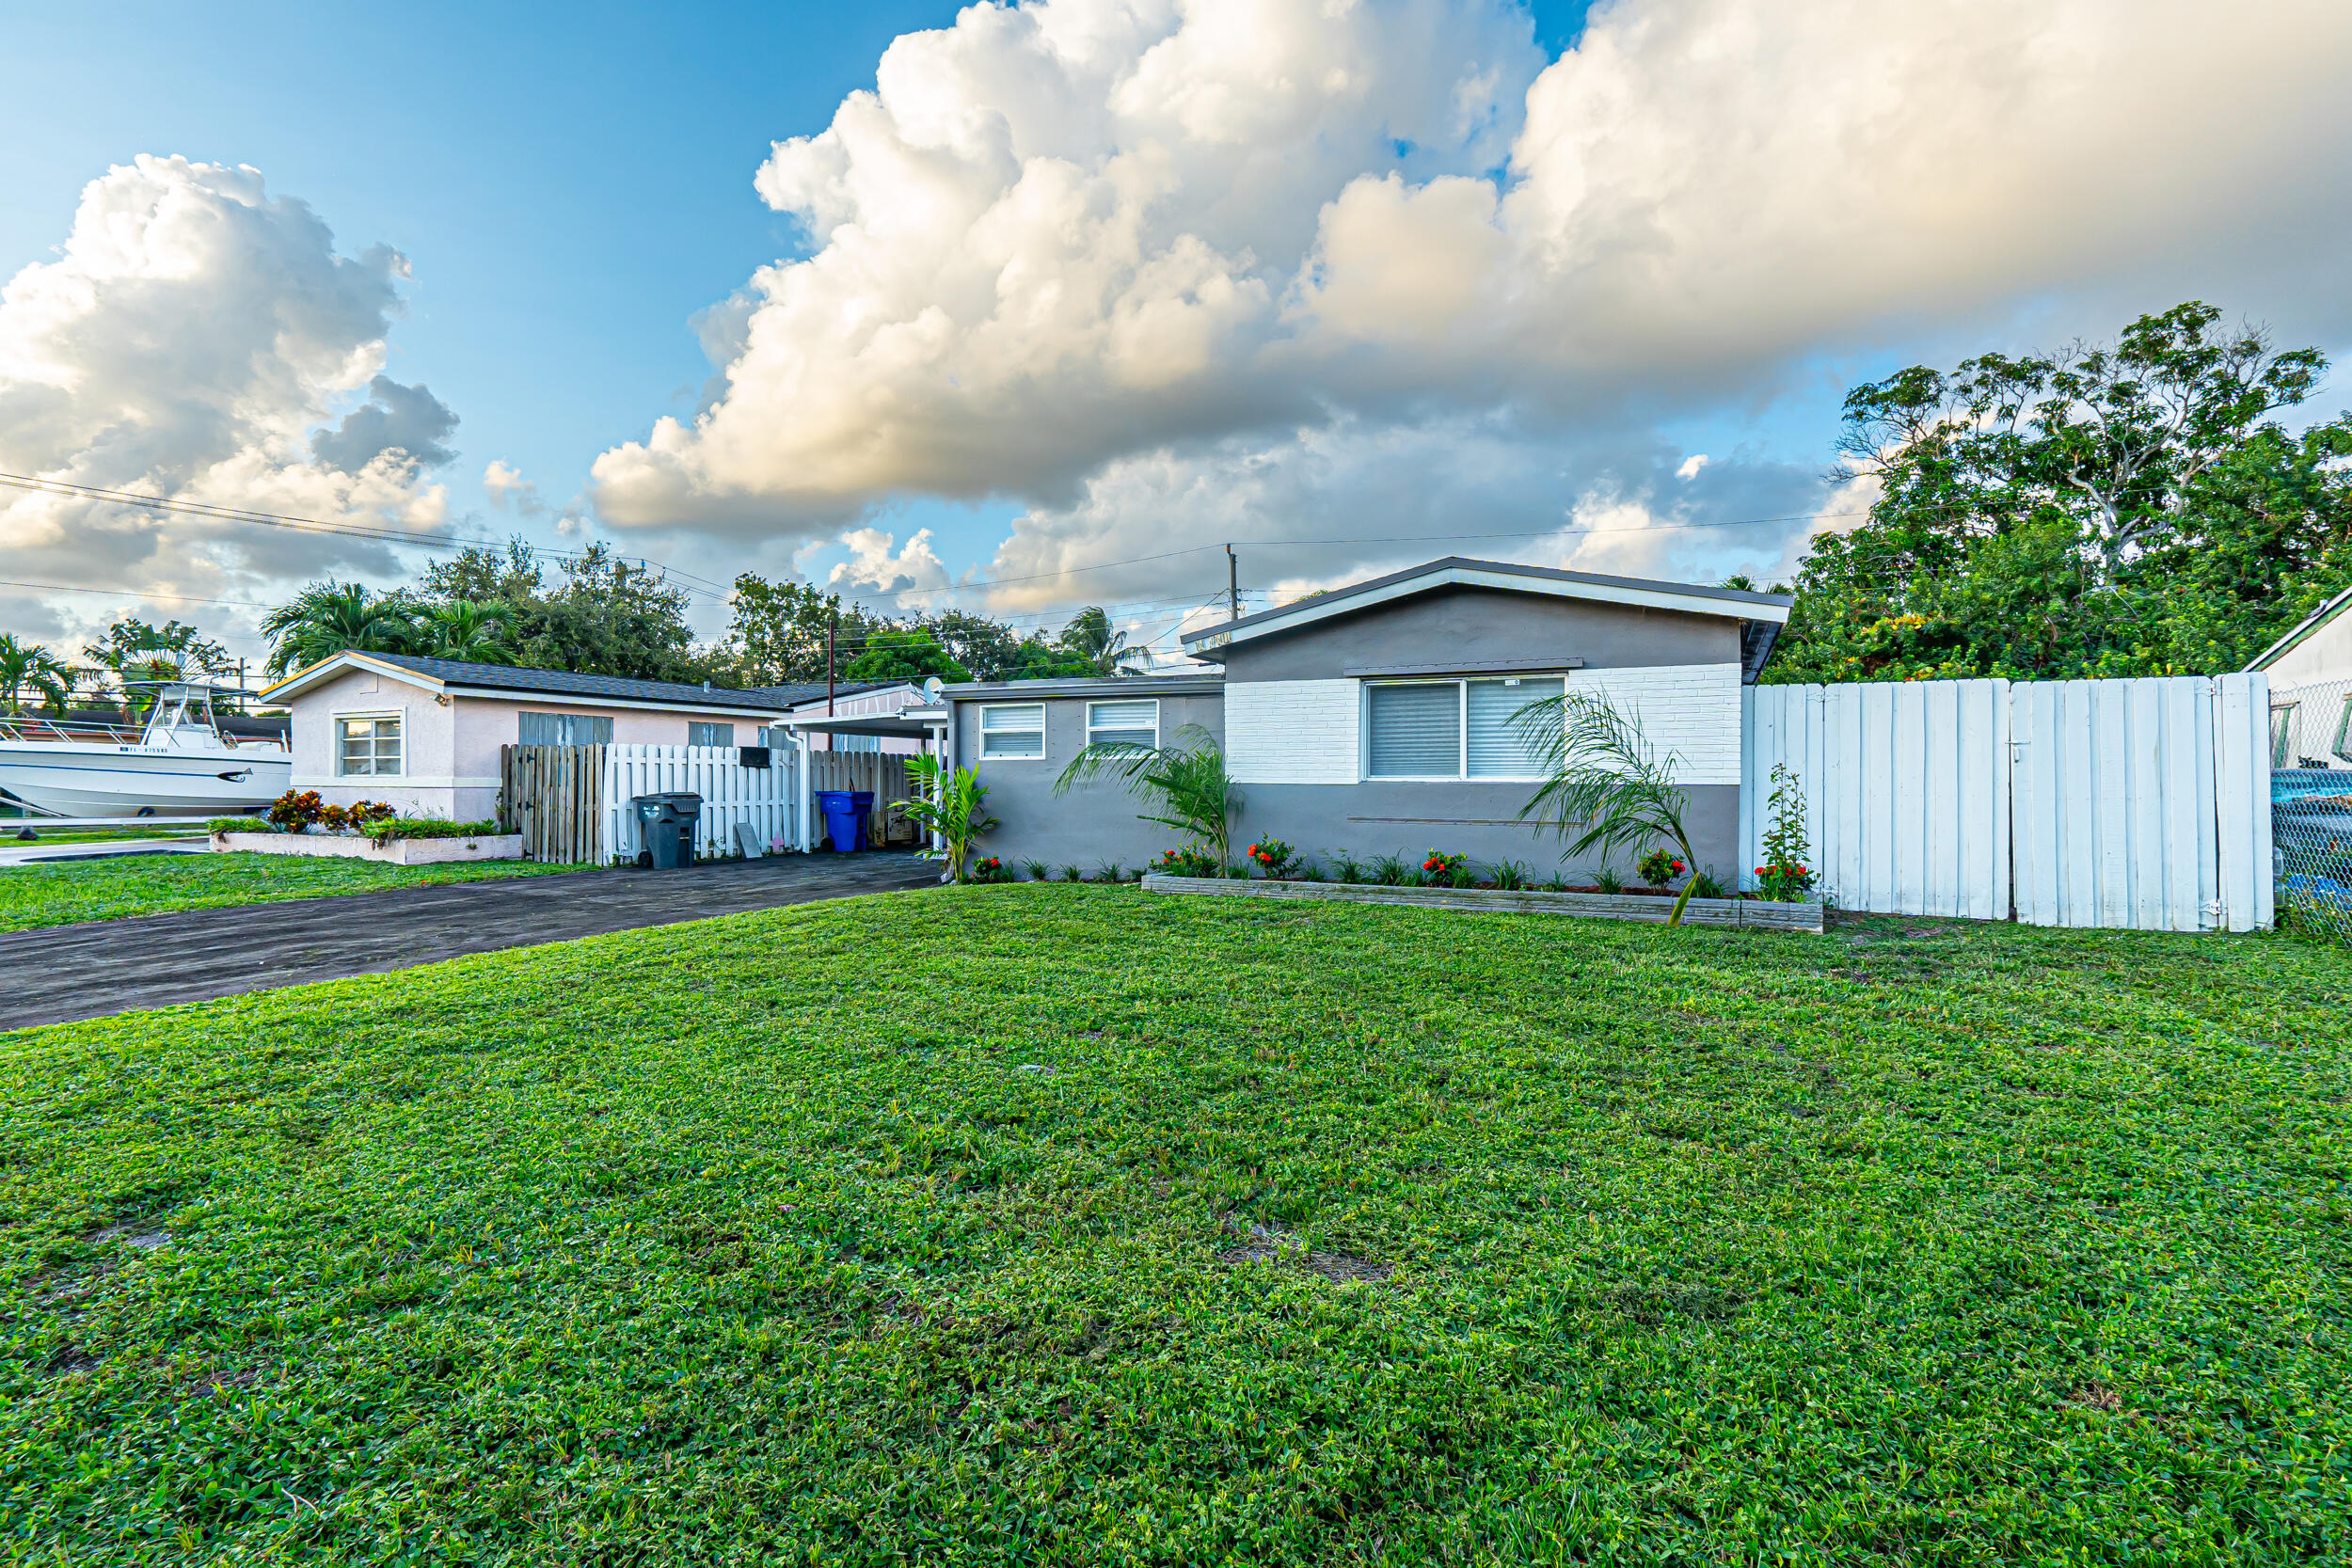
<box><xmin>850</xmin><ymin>791</ymin><xmax>876</xmax><ymax>847</ymax></box>
<box><xmin>815</xmin><ymin>789</ymin><xmax>861</xmax><ymax>853</ymax></box>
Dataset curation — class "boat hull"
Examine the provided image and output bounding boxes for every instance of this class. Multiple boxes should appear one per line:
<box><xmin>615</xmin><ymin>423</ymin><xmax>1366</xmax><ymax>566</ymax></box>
<box><xmin>0</xmin><ymin>744</ymin><xmax>292</xmax><ymax>817</ymax></box>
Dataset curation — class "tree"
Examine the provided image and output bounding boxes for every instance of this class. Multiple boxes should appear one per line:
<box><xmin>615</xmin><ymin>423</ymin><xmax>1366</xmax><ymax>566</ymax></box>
<box><xmin>1054</xmin><ymin>723</ymin><xmax>1239</xmax><ymax>868</ymax></box>
<box><xmin>420</xmin><ymin>538</ymin><xmax>544</xmax><ymax>605</ymax></box>
<box><xmin>925</xmin><ymin>610</ymin><xmax>1036</xmax><ymax>682</ymax></box>
<box><xmin>842</xmin><ymin>628</ymin><xmax>971</xmax><ymax>685</ymax></box>
<box><xmin>1772</xmin><ymin>303</ymin><xmax>2352</xmax><ymax>683</ymax></box>
<box><xmin>0</xmin><ymin>635</ymin><xmax>72</xmax><ymax>716</ymax></box>
<box><xmin>84</xmin><ymin>617</ymin><xmax>236</xmax><ymax>712</ymax></box>
<box><xmin>415</xmin><ymin>600</ymin><xmax>516</xmax><ymax>664</ymax></box>
<box><xmin>1055</xmin><ymin>606</ymin><xmax>1152</xmax><ymax>676</ymax></box>
<box><xmin>720</xmin><ymin>575</ymin><xmax>886</xmax><ymax>686</ymax></box>
<box><xmin>509</xmin><ymin>545</ymin><xmax>715</xmax><ymax>683</ymax></box>
<box><xmin>895</xmin><ymin>754</ymin><xmax>997</xmax><ymax>882</ymax></box>
<box><xmin>1512</xmin><ymin>691</ymin><xmax>1708</xmax><ymax>925</ymax></box>
<box><xmin>260</xmin><ymin>583</ymin><xmax>419</xmax><ymax>676</ymax></box>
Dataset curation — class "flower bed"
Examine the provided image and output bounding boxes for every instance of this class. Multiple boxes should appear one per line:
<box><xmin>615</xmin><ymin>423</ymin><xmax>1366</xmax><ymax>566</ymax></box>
<box><xmin>208</xmin><ymin>829</ymin><xmax>524</xmax><ymax>866</ymax></box>
<box><xmin>1139</xmin><ymin>873</ymin><xmax>1824</xmax><ymax>931</ymax></box>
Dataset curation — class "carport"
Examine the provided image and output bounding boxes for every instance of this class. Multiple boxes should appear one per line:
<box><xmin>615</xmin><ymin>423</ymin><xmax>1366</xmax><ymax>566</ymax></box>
<box><xmin>782</xmin><ymin>705</ymin><xmax>949</xmax><ymax>853</ymax></box>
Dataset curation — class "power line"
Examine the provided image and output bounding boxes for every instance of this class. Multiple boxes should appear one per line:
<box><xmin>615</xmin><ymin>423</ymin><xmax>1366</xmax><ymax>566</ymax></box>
<box><xmin>0</xmin><ymin>578</ymin><xmax>274</xmax><ymax>609</ymax></box>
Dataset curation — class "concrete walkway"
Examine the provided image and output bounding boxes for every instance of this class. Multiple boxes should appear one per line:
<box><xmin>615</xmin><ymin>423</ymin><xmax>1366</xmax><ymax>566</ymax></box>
<box><xmin>0</xmin><ymin>851</ymin><xmax>940</xmax><ymax>1031</ymax></box>
<box><xmin>0</xmin><ymin>837</ymin><xmax>207</xmax><ymax>867</ymax></box>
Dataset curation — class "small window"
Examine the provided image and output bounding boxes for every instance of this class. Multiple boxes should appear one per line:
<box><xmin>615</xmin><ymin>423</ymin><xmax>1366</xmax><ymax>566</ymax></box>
<box><xmin>1087</xmin><ymin>698</ymin><xmax>1158</xmax><ymax>751</ymax></box>
<box><xmin>688</xmin><ymin>721</ymin><xmax>735</xmax><ymax>748</ymax></box>
<box><xmin>2271</xmin><ymin>704</ymin><xmax>2299</xmax><ymax>768</ymax></box>
<box><xmin>1366</xmin><ymin>683</ymin><xmax>1461</xmax><ymax>777</ymax></box>
<box><xmin>518</xmin><ymin>712</ymin><xmax>613</xmax><ymax>746</ymax></box>
<box><xmin>337</xmin><ymin>716</ymin><xmax>403</xmax><ymax>777</ymax></box>
<box><xmin>978</xmin><ymin>703</ymin><xmax>1046</xmax><ymax>759</ymax></box>
<box><xmin>2332</xmin><ymin>697</ymin><xmax>2352</xmax><ymax>763</ymax></box>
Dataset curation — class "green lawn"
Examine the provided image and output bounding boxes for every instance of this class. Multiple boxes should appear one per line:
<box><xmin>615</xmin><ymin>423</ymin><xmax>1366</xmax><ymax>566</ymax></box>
<box><xmin>5</xmin><ymin>888</ymin><xmax>2348</xmax><ymax>1563</ymax></box>
<box><xmin>0</xmin><ymin>850</ymin><xmax>570</xmax><ymax>931</ymax></box>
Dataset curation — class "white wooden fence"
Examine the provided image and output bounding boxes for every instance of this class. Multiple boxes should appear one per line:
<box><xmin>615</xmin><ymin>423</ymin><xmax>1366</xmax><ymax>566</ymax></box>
<box><xmin>1740</xmin><ymin>673</ymin><xmax>2272</xmax><ymax>931</ymax></box>
<box><xmin>604</xmin><ymin>744</ymin><xmax>801</xmax><ymax>863</ymax></box>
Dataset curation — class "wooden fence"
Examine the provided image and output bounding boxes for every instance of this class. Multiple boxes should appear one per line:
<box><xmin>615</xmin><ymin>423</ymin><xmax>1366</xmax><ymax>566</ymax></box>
<box><xmin>501</xmin><ymin>743</ymin><xmax>804</xmax><ymax>864</ymax></box>
<box><xmin>501</xmin><ymin>743</ymin><xmax>606</xmax><ymax>865</ymax></box>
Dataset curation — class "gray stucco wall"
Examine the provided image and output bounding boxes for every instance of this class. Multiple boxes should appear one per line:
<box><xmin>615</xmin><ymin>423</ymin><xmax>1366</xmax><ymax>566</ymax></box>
<box><xmin>1216</xmin><ymin>585</ymin><xmax>1741</xmax><ymax>683</ymax></box>
<box><xmin>958</xmin><ymin>691</ymin><xmax>1226</xmax><ymax>874</ymax></box>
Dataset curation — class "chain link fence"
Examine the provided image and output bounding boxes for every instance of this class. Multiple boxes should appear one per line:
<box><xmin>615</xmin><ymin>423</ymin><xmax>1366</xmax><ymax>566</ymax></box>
<box><xmin>2269</xmin><ymin>675</ymin><xmax>2352</xmax><ymax>941</ymax></box>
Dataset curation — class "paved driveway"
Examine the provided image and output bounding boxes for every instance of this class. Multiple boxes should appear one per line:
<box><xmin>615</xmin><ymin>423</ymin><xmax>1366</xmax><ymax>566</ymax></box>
<box><xmin>1</xmin><ymin>851</ymin><xmax>939</xmax><ymax>1031</ymax></box>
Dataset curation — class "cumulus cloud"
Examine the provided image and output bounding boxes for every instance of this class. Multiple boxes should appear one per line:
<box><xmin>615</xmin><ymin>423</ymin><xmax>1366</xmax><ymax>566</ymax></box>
<box><xmin>0</xmin><ymin>155</ymin><xmax>453</xmax><ymax>650</ymax></box>
<box><xmin>828</xmin><ymin>525</ymin><xmax>957</xmax><ymax>610</ymax></box>
<box><xmin>592</xmin><ymin>0</ymin><xmax>2352</xmax><ymax>597</ymax></box>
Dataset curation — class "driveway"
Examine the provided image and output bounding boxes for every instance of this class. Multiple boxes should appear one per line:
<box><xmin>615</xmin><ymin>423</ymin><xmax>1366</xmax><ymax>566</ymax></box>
<box><xmin>0</xmin><ymin>851</ymin><xmax>940</xmax><ymax>1031</ymax></box>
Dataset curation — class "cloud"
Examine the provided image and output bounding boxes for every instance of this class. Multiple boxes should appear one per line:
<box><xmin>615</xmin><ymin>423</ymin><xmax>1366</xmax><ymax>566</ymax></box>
<box><xmin>0</xmin><ymin>155</ymin><xmax>455</xmax><ymax>652</ymax></box>
<box><xmin>482</xmin><ymin>458</ymin><xmax>543</xmax><ymax>514</ymax></box>
<box><xmin>591</xmin><ymin>0</ymin><xmax>2352</xmax><ymax>596</ymax></box>
<box><xmin>310</xmin><ymin>375</ymin><xmax>457</xmax><ymax>471</ymax></box>
<box><xmin>828</xmin><ymin>525</ymin><xmax>957</xmax><ymax>611</ymax></box>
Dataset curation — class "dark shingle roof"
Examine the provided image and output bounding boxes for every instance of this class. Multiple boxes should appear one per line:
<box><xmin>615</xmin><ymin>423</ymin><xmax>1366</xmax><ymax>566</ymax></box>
<box><xmin>360</xmin><ymin>652</ymin><xmax>796</xmax><ymax>714</ymax></box>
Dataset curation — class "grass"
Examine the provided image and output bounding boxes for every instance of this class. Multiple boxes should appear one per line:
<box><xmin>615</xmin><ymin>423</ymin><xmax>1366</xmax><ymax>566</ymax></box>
<box><xmin>4</xmin><ymin>888</ymin><xmax>2349</xmax><ymax>1563</ymax></box>
<box><xmin>0</xmin><ymin>850</ymin><xmax>570</xmax><ymax>932</ymax></box>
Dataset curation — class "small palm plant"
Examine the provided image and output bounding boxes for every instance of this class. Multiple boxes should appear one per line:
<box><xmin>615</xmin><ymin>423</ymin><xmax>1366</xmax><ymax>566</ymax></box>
<box><xmin>1053</xmin><ymin>722</ymin><xmax>1238</xmax><ymax>870</ymax></box>
<box><xmin>1511</xmin><ymin>690</ymin><xmax>1708</xmax><ymax>925</ymax></box>
<box><xmin>894</xmin><ymin>754</ymin><xmax>998</xmax><ymax>882</ymax></box>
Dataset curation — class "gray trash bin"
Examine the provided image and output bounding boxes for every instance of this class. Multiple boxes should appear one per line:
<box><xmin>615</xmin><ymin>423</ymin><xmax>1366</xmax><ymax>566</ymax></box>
<box><xmin>631</xmin><ymin>792</ymin><xmax>703</xmax><ymax>869</ymax></box>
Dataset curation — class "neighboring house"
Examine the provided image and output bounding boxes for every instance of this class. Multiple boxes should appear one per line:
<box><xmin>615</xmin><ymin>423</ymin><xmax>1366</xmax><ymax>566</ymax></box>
<box><xmin>2246</xmin><ymin>586</ymin><xmax>2352</xmax><ymax>768</ymax></box>
<box><xmin>941</xmin><ymin>557</ymin><xmax>1792</xmax><ymax>878</ymax></box>
<box><xmin>258</xmin><ymin>652</ymin><xmax>800</xmax><ymax>821</ymax></box>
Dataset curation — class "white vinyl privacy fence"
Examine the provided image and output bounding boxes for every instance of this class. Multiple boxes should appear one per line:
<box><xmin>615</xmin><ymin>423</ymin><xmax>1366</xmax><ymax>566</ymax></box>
<box><xmin>1740</xmin><ymin>673</ymin><xmax>2272</xmax><ymax>931</ymax></box>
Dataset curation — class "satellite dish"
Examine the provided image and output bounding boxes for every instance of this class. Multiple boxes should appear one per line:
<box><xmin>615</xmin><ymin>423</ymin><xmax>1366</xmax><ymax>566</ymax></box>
<box><xmin>922</xmin><ymin>676</ymin><xmax>945</xmax><ymax>699</ymax></box>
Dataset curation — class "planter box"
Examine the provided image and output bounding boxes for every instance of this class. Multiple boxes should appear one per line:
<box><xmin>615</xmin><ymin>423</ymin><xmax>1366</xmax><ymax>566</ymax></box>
<box><xmin>210</xmin><ymin>832</ymin><xmax>526</xmax><ymax>865</ymax></box>
<box><xmin>1140</xmin><ymin>873</ymin><xmax>1824</xmax><ymax>932</ymax></box>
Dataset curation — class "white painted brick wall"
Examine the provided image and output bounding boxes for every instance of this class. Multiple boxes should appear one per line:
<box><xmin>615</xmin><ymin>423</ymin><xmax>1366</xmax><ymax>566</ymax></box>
<box><xmin>1567</xmin><ymin>663</ymin><xmax>1741</xmax><ymax>784</ymax></box>
<box><xmin>1227</xmin><ymin>679</ymin><xmax>1360</xmax><ymax>784</ymax></box>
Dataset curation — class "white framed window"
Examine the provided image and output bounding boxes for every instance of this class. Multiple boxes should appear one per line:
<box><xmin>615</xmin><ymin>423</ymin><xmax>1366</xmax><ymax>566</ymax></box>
<box><xmin>518</xmin><ymin>712</ymin><xmax>613</xmax><ymax>746</ymax></box>
<box><xmin>978</xmin><ymin>703</ymin><xmax>1046</xmax><ymax>760</ymax></box>
<box><xmin>336</xmin><ymin>713</ymin><xmax>403</xmax><ymax>777</ymax></box>
<box><xmin>1086</xmin><ymin>697</ymin><xmax>1158</xmax><ymax>750</ymax></box>
<box><xmin>2271</xmin><ymin>704</ymin><xmax>2299</xmax><ymax>768</ymax></box>
<box><xmin>1363</xmin><ymin>675</ymin><xmax>1565</xmax><ymax>781</ymax></box>
<box><xmin>688</xmin><ymin>721</ymin><xmax>736</xmax><ymax>748</ymax></box>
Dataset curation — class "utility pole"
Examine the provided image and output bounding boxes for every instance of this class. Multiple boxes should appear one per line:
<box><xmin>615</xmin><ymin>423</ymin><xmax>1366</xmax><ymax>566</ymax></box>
<box><xmin>1226</xmin><ymin>543</ymin><xmax>1239</xmax><ymax>622</ymax></box>
<box><xmin>825</xmin><ymin>607</ymin><xmax>838</xmax><ymax>718</ymax></box>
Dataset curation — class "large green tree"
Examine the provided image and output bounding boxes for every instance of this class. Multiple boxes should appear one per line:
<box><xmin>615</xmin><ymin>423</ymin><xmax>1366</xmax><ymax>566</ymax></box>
<box><xmin>719</xmin><ymin>576</ymin><xmax>887</xmax><ymax>686</ymax></box>
<box><xmin>841</xmin><ymin>628</ymin><xmax>971</xmax><ymax>685</ymax></box>
<box><xmin>260</xmin><ymin>584</ymin><xmax>419</xmax><ymax>677</ymax></box>
<box><xmin>0</xmin><ymin>634</ymin><xmax>74</xmax><ymax>716</ymax></box>
<box><xmin>1772</xmin><ymin>303</ymin><xmax>2352</xmax><ymax>682</ymax></box>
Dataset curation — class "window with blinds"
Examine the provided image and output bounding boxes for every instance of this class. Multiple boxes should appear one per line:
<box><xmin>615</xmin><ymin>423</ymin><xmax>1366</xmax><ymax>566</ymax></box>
<box><xmin>1087</xmin><ymin>698</ymin><xmax>1158</xmax><ymax>750</ymax></box>
<box><xmin>517</xmin><ymin>712</ymin><xmax>614</xmax><ymax>746</ymax></box>
<box><xmin>1365</xmin><ymin>683</ymin><xmax>1461</xmax><ymax>776</ymax></box>
<box><xmin>337</xmin><ymin>716</ymin><xmax>403</xmax><ymax>777</ymax></box>
<box><xmin>688</xmin><ymin>721</ymin><xmax>736</xmax><ymax>748</ymax></box>
<box><xmin>979</xmin><ymin>703</ymin><xmax>1046</xmax><ymax>758</ymax></box>
<box><xmin>1466</xmin><ymin>676</ymin><xmax>1563</xmax><ymax>777</ymax></box>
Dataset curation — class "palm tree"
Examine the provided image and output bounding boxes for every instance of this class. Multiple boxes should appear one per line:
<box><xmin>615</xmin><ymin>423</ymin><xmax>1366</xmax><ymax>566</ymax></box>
<box><xmin>0</xmin><ymin>635</ymin><xmax>72</xmax><ymax>716</ymax></box>
<box><xmin>1054</xmin><ymin>722</ymin><xmax>1239</xmax><ymax>869</ymax></box>
<box><xmin>1056</xmin><ymin>606</ymin><xmax>1152</xmax><ymax>676</ymax></box>
<box><xmin>1511</xmin><ymin>690</ymin><xmax>1706</xmax><ymax>924</ymax></box>
<box><xmin>261</xmin><ymin>581</ymin><xmax>420</xmax><ymax>676</ymax></box>
<box><xmin>417</xmin><ymin>599</ymin><xmax>516</xmax><ymax>664</ymax></box>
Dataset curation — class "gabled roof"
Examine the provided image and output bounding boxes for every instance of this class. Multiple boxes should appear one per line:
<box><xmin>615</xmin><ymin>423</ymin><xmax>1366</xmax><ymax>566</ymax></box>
<box><xmin>259</xmin><ymin>650</ymin><xmax>797</xmax><ymax>715</ymax></box>
<box><xmin>2246</xmin><ymin>585</ymin><xmax>2352</xmax><ymax>673</ymax></box>
<box><xmin>1180</xmin><ymin>557</ymin><xmax>1794</xmax><ymax>676</ymax></box>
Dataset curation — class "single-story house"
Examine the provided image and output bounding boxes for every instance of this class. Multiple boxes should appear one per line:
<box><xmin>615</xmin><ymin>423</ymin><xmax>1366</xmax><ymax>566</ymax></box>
<box><xmin>934</xmin><ymin>557</ymin><xmax>1792</xmax><ymax>879</ymax></box>
<box><xmin>2246</xmin><ymin>586</ymin><xmax>2352</xmax><ymax>768</ymax></box>
<box><xmin>780</xmin><ymin>681</ymin><xmax>930</xmax><ymax>753</ymax></box>
<box><xmin>258</xmin><ymin>652</ymin><xmax>806</xmax><ymax>821</ymax></box>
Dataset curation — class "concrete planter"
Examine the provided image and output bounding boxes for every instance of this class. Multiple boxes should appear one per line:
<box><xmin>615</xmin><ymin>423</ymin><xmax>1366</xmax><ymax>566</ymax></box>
<box><xmin>1140</xmin><ymin>873</ymin><xmax>1824</xmax><ymax>932</ymax></box>
<box><xmin>210</xmin><ymin>831</ymin><xmax>526</xmax><ymax>865</ymax></box>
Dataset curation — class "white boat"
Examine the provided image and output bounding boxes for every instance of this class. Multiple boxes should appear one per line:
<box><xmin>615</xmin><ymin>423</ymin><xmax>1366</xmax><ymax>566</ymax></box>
<box><xmin>0</xmin><ymin>683</ymin><xmax>291</xmax><ymax>818</ymax></box>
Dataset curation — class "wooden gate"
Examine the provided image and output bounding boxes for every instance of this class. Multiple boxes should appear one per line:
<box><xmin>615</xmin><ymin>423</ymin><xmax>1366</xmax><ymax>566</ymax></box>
<box><xmin>501</xmin><ymin>743</ymin><xmax>605</xmax><ymax>864</ymax></box>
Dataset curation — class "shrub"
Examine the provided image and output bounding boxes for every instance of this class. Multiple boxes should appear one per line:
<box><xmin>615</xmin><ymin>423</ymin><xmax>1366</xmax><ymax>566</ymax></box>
<box><xmin>967</xmin><ymin>856</ymin><xmax>1011</xmax><ymax>883</ymax></box>
<box><xmin>1152</xmin><ymin>847</ymin><xmax>1220</xmax><ymax>878</ymax></box>
<box><xmin>1491</xmin><ymin>859</ymin><xmax>1533</xmax><ymax>890</ymax></box>
<box><xmin>1636</xmin><ymin>847</ymin><xmax>1687</xmax><ymax>889</ymax></box>
<box><xmin>1422</xmin><ymin>849</ymin><xmax>1467</xmax><ymax>882</ymax></box>
<box><xmin>1020</xmin><ymin>858</ymin><xmax>1049</xmax><ymax>882</ymax></box>
<box><xmin>1688</xmin><ymin>868</ymin><xmax>1730</xmax><ymax>900</ymax></box>
<box><xmin>1371</xmin><ymin>853</ymin><xmax>1409</xmax><ymax>886</ymax></box>
<box><xmin>319</xmin><ymin>800</ymin><xmax>396</xmax><ymax>833</ymax></box>
<box><xmin>1095</xmin><ymin>860</ymin><xmax>1126</xmax><ymax>883</ymax></box>
<box><xmin>1327</xmin><ymin>850</ymin><xmax>1365</xmax><ymax>884</ymax></box>
<box><xmin>1295</xmin><ymin>862</ymin><xmax>1327</xmax><ymax>882</ymax></box>
<box><xmin>367</xmin><ymin>817</ymin><xmax>500</xmax><ymax>846</ymax></box>
<box><xmin>267</xmin><ymin>789</ymin><xmax>326</xmax><ymax>830</ymax></box>
<box><xmin>206</xmin><ymin>816</ymin><xmax>272</xmax><ymax>834</ymax></box>
<box><xmin>1592</xmin><ymin>865</ymin><xmax>1626</xmax><ymax>895</ymax></box>
<box><xmin>1245</xmin><ymin>838</ymin><xmax>1298</xmax><ymax>878</ymax></box>
<box><xmin>1543</xmin><ymin>872</ymin><xmax>1571</xmax><ymax>893</ymax></box>
<box><xmin>1061</xmin><ymin>864</ymin><xmax>1085</xmax><ymax>883</ymax></box>
<box><xmin>1756</xmin><ymin>763</ymin><xmax>1819</xmax><ymax>902</ymax></box>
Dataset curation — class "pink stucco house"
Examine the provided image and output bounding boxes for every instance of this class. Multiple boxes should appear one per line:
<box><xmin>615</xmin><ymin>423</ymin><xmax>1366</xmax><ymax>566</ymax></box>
<box><xmin>258</xmin><ymin>652</ymin><xmax>823</xmax><ymax>822</ymax></box>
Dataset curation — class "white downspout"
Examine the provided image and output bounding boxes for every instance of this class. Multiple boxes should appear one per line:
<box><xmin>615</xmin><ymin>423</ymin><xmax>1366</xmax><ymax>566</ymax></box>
<box><xmin>796</xmin><ymin>724</ymin><xmax>813</xmax><ymax>852</ymax></box>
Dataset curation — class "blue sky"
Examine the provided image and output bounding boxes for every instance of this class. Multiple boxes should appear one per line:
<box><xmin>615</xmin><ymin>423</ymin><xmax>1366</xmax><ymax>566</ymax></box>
<box><xmin>3</xmin><ymin>0</ymin><xmax>2344</xmax><ymax>656</ymax></box>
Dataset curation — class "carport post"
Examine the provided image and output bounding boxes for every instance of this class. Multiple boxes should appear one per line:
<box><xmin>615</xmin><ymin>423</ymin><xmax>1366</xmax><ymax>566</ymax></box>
<box><xmin>795</xmin><ymin>725</ymin><xmax>814</xmax><ymax>852</ymax></box>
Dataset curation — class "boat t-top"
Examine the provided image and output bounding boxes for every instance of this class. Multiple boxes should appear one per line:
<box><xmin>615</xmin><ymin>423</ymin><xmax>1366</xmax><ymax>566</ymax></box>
<box><xmin>0</xmin><ymin>682</ymin><xmax>291</xmax><ymax>818</ymax></box>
